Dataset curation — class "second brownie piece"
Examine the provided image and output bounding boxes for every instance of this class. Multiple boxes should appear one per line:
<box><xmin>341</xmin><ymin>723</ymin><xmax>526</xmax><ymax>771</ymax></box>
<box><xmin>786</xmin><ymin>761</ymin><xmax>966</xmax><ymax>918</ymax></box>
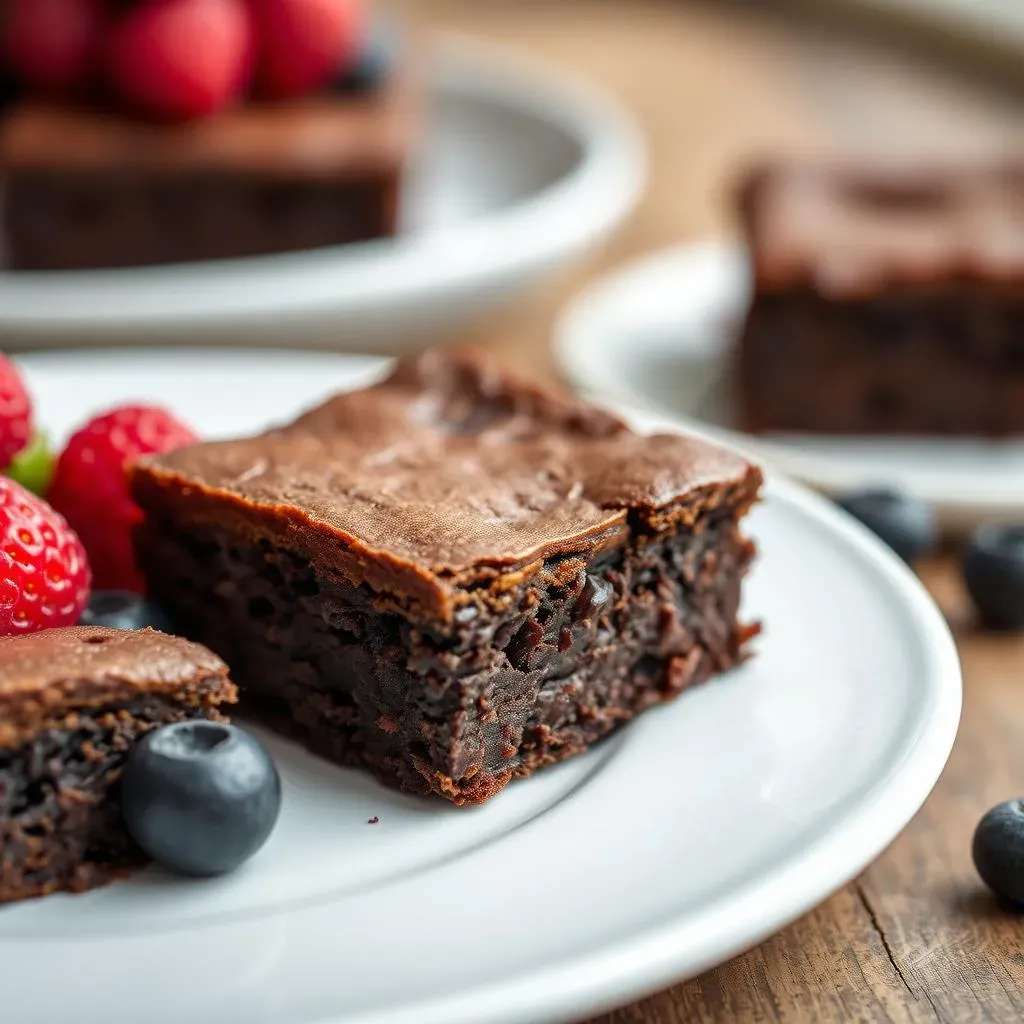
<box><xmin>130</xmin><ymin>351</ymin><xmax>762</xmax><ymax>805</ymax></box>
<box><xmin>736</xmin><ymin>162</ymin><xmax>1024</xmax><ymax>436</ymax></box>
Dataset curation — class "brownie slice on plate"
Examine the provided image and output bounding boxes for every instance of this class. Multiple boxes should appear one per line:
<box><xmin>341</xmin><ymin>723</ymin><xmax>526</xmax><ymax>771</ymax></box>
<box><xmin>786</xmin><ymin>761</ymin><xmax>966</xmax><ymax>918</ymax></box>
<box><xmin>130</xmin><ymin>349</ymin><xmax>762</xmax><ymax>805</ymax></box>
<box><xmin>0</xmin><ymin>626</ymin><xmax>236</xmax><ymax>903</ymax></box>
<box><xmin>735</xmin><ymin>161</ymin><xmax>1024</xmax><ymax>436</ymax></box>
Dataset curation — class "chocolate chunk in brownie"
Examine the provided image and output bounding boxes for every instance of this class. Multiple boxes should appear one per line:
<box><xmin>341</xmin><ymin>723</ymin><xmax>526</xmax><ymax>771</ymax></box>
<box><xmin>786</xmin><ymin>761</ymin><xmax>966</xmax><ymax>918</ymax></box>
<box><xmin>131</xmin><ymin>349</ymin><xmax>762</xmax><ymax>805</ymax></box>
<box><xmin>735</xmin><ymin>161</ymin><xmax>1024</xmax><ymax>436</ymax></box>
<box><xmin>0</xmin><ymin>626</ymin><xmax>237</xmax><ymax>903</ymax></box>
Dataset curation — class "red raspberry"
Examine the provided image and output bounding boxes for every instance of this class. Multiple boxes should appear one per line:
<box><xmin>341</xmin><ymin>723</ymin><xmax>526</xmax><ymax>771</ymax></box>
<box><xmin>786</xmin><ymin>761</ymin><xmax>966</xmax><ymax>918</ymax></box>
<box><xmin>2</xmin><ymin>0</ymin><xmax>105</xmax><ymax>94</ymax></box>
<box><xmin>0</xmin><ymin>354</ymin><xmax>32</xmax><ymax>473</ymax></box>
<box><xmin>106</xmin><ymin>0</ymin><xmax>255</xmax><ymax>121</ymax></box>
<box><xmin>250</xmin><ymin>0</ymin><xmax>363</xmax><ymax>100</ymax></box>
<box><xmin>48</xmin><ymin>406</ymin><xmax>198</xmax><ymax>593</ymax></box>
<box><xmin>0</xmin><ymin>478</ymin><xmax>91</xmax><ymax>636</ymax></box>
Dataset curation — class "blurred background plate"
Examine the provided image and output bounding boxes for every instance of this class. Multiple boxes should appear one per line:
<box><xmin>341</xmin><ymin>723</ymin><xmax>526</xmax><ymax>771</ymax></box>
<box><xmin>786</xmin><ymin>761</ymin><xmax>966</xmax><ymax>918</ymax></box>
<box><xmin>0</xmin><ymin>33</ymin><xmax>645</xmax><ymax>353</ymax></box>
<box><xmin>555</xmin><ymin>242</ymin><xmax>1024</xmax><ymax>531</ymax></box>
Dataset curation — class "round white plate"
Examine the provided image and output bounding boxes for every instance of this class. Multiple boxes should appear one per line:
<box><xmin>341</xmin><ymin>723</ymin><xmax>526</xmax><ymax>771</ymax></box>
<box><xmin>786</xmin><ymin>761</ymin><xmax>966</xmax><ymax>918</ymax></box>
<box><xmin>555</xmin><ymin>241</ymin><xmax>1024</xmax><ymax>530</ymax></box>
<box><xmin>0</xmin><ymin>34</ymin><xmax>645</xmax><ymax>351</ymax></box>
<box><xmin>0</xmin><ymin>349</ymin><xmax>960</xmax><ymax>1024</ymax></box>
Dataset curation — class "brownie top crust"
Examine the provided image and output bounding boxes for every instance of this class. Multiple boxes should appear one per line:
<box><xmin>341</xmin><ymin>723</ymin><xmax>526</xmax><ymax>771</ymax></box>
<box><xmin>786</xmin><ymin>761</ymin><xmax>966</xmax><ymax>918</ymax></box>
<box><xmin>0</xmin><ymin>626</ymin><xmax>236</xmax><ymax>743</ymax></box>
<box><xmin>1</xmin><ymin>71</ymin><xmax>415</xmax><ymax>178</ymax></box>
<box><xmin>740</xmin><ymin>161</ymin><xmax>1024</xmax><ymax>298</ymax></box>
<box><xmin>132</xmin><ymin>350</ymin><xmax>759</xmax><ymax>621</ymax></box>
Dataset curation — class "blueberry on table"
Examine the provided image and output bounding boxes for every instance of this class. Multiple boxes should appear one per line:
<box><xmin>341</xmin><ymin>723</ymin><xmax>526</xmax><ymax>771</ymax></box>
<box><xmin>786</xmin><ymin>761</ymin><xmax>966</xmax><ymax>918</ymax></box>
<box><xmin>973</xmin><ymin>800</ymin><xmax>1024</xmax><ymax>904</ymax></box>
<box><xmin>835</xmin><ymin>487</ymin><xmax>936</xmax><ymax>564</ymax></box>
<box><xmin>80</xmin><ymin>591</ymin><xmax>175</xmax><ymax>633</ymax></box>
<box><xmin>963</xmin><ymin>524</ymin><xmax>1024</xmax><ymax>630</ymax></box>
<box><xmin>335</xmin><ymin>20</ymin><xmax>399</xmax><ymax>94</ymax></box>
<box><xmin>120</xmin><ymin>721</ymin><xmax>281</xmax><ymax>877</ymax></box>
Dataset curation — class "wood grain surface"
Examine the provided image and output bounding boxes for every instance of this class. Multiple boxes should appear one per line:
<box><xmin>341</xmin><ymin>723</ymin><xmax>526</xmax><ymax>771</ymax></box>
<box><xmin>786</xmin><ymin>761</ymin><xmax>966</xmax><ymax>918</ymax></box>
<box><xmin>395</xmin><ymin>2</ymin><xmax>1024</xmax><ymax>1020</ymax></box>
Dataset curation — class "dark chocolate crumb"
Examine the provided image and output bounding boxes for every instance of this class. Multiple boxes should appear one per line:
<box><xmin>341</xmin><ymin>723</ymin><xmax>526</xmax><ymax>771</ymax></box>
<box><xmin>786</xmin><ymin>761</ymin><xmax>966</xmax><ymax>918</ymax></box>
<box><xmin>367</xmin><ymin>816</ymin><xmax>379</xmax><ymax>825</ymax></box>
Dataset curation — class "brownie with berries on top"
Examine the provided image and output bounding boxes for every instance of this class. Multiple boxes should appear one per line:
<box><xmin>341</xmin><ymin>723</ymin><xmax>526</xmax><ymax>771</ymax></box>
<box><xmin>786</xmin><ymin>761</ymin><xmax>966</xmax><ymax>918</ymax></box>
<box><xmin>736</xmin><ymin>161</ymin><xmax>1024</xmax><ymax>436</ymax></box>
<box><xmin>130</xmin><ymin>349</ymin><xmax>762</xmax><ymax>805</ymax></box>
<box><xmin>0</xmin><ymin>626</ymin><xmax>237</xmax><ymax>903</ymax></box>
<box><xmin>0</xmin><ymin>0</ymin><xmax>415</xmax><ymax>270</ymax></box>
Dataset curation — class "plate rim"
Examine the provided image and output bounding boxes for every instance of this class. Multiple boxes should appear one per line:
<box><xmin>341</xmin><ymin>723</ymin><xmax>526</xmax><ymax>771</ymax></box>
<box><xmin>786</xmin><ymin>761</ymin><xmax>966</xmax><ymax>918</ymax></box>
<box><xmin>4</xmin><ymin>350</ymin><xmax>962</xmax><ymax>1024</ymax></box>
<box><xmin>554</xmin><ymin>239</ymin><xmax>1024</xmax><ymax>527</ymax></box>
<box><xmin>0</xmin><ymin>33</ymin><xmax>647</xmax><ymax>341</ymax></box>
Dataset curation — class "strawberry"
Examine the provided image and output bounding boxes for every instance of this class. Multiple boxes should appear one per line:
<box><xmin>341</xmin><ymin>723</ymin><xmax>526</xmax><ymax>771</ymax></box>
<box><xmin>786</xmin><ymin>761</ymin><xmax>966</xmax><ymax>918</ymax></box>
<box><xmin>2</xmin><ymin>0</ymin><xmax>105</xmax><ymax>95</ymax></box>
<box><xmin>105</xmin><ymin>0</ymin><xmax>255</xmax><ymax>121</ymax></box>
<box><xmin>249</xmin><ymin>0</ymin><xmax>363</xmax><ymax>100</ymax></box>
<box><xmin>48</xmin><ymin>405</ymin><xmax>198</xmax><ymax>592</ymax></box>
<box><xmin>0</xmin><ymin>477</ymin><xmax>91</xmax><ymax>636</ymax></box>
<box><xmin>0</xmin><ymin>354</ymin><xmax>33</xmax><ymax>474</ymax></box>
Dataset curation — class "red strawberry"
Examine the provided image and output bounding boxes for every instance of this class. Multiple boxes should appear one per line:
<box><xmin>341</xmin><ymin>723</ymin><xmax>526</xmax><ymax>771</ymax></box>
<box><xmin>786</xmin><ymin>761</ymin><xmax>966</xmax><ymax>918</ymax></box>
<box><xmin>106</xmin><ymin>0</ymin><xmax>254</xmax><ymax>121</ymax></box>
<box><xmin>2</xmin><ymin>0</ymin><xmax>105</xmax><ymax>94</ymax></box>
<box><xmin>0</xmin><ymin>354</ymin><xmax>32</xmax><ymax>473</ymax></box>
<box><xmin>249</xmin><ymin>0</ymin><xmax>363</xmax><ymax>100</ymax></box>
<box><xmin>0</xmin><ymin>477</ymin><xmax>91</xmax><ymax>636</ymax></box>
<box><xmin>48</xmin><ymin>405</ymin><xmax>198</xmax><ymax>592</ymax></box>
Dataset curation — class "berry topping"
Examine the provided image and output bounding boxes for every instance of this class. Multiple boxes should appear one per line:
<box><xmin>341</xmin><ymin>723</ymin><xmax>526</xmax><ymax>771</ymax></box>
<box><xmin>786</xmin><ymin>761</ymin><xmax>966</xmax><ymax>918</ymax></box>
<box><xmin>105</xmin><ymin>0</ymin><xmax>254</xmax><ymax>121</ymax></box>
<box><xmin>835</xmin><ymin>487</ymin><xmax>936</xmax><ymax>564</ymax></box>
<box><xmin>120</xmin><ymin>721</ymin><xmax>281</xmax><ymax>876</ymax></box>
<box><xmin>80</xmin><ymin>590</ymin><xmax>175</xmax><ymax>632</ymax></box>
<box><xmin>334</xmin><ymin>18</ymin><xmax>396</xmax><ymax>94</ymax></box>
<box><xmin>0</xmin><ymin>477</ymin><xmax>91</xmax><ymax>636</ymax></box>
<box><xmin>0</xmin><ymin>354</ymin><xmax>33</xmax><ymax>474</ymax></box>
<box><xmin>2</xmin><ymin>0</ymin><xmax>105</xmax><ymax>94</ymax></box>
<box><xmin>47</xmin><ymin>405</ymin><xmax>198</xmax><ymax>593</ymax></box>
<box><xmin>963</xmin><ymin>524</ymin><xmax>1024</xmax><ymax>630</ymax></box>
<box><xmin>973</xmin><ymin>799</ymin><xmax>1024</xmax><ymax>904</ymax></box>
<box><xmin>251</xmin><ymin>0</ymin><xmax>364</xmax><ymax>100</ymax></box>
<box><xmin>4</xmin><ymin>431</ymin><xmax>55</xmax><ymax>496</ymax></box>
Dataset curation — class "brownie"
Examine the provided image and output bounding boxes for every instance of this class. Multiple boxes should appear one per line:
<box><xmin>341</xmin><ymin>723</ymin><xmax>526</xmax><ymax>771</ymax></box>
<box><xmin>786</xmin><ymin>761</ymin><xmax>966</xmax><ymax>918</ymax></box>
<box><xmin>735</xmin><ymin>162</ymin><xmax>1024</xmax><ymax>436</ymax></box>
<box><xmin>130</xmin><ymin>350</ymin><xmax>761</xmax><ymax>806</ymax></box>
<box><xmin>0</xmin><ymin>626</ymin><xmax>236</xmax><ymax>903</ymax></box>
<box><xmin>0</xmin><ymin>66</ymin><xmax>417</xmax><ymax>270</ymax></box>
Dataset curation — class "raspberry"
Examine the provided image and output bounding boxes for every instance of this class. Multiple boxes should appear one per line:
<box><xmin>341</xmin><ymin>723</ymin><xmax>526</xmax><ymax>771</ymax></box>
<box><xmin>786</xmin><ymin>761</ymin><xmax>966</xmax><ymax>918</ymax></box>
<box><xmin>2</xmin><ymin>0</ymin><xmax>105</xmax><ymax>94</ymax></box>
<box><xmin>48</xmin><ymin>405</ymin><xmax>198</xmax><ymax>592</ymax></box>
<box><xmin>0</xmin><ymin>354</ymin><xmax>33</xmax><ymax>473</ymax></box>
<box><xmin>106</xmin><ymin>0</ymin><xmax>254</xmax><ymax>121</ymax></box>
<box><xmin>0</xmin><ymin>478</ymin><xmax>91</xmax><ymax>636</ymax></box>
<box><xmin>250</xmin><ymin>0</ymin><xmax>363</xmax><ymax>100</ymax></box>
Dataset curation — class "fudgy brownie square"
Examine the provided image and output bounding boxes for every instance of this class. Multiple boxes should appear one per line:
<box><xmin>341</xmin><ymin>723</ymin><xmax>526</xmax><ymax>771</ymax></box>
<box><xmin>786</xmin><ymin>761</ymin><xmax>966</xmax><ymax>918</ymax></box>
<box><xmin>0</xmin><ymin>66</ymin><xmax>416</xmax><ymax>270</ymax></box>
<box><xmin>735</xmin><ymin>162</ymin><xmax>1024</xmax><ymax>436</ymax></box>
<box><xmin>130</xmin><ymin>350</ymin><xmax>762</xmax><ymax>805</ymax></box>
<box><xmin>0</xmin><ymin>626</ymin><xmax>236</xmax><ymax>903</ymax></box>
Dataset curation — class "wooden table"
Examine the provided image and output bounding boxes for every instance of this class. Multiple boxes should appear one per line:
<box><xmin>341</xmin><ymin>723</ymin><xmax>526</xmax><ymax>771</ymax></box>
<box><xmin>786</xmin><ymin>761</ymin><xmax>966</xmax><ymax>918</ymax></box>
<box><xmin>395</xmin><ymin>1</ymin><xmax>1024</xmax><ymax>1019</ymax></box>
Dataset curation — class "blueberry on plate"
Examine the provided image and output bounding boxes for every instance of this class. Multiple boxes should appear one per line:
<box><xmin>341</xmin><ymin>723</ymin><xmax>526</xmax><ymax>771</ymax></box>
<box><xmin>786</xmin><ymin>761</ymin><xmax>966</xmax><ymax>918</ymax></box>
<box><xmin>120</xmin><ymin>721</ymin><xmax>281</xmax><ymax>877</ymax></box>
<box><xmin>835</xmin><ymin>487</ymin><xmax>936</xmax><ymax>564</ymax></box>
<box><xmin>973</xmin><ymin>799</ymin><xmax>1024</xmax><ymax>904</ymax></box>
<box><xmin>335</xmin><ymin>20</ymin><xmax>400</xmax><ymax>94</ymax></box>
<box><xmin>963</xmin><ymin>524</ymin><xmax>1024</xmax><ymax>630</ymax></box>
<box><xmin>80</xmin><ymin>591</ymin><xmax>175</xmax><ymax>632</ymax></box>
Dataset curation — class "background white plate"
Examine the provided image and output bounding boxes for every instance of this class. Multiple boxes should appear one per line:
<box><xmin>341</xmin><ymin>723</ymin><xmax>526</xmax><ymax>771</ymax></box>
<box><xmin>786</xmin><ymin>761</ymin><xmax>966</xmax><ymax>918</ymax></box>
<box><xmin>0</xmin><ymin>349</ymin><xmax>961</xmax><ymax>1024</ymax></box>
<box><xmin>0</xmin><ymin>35</ymin><xmax>645</xmax><ymax>352</ymax></box>
<box><xmin>555</xmin><ymin>242</ymin><xmax>1024</xmax><ymax>530</ymax></box>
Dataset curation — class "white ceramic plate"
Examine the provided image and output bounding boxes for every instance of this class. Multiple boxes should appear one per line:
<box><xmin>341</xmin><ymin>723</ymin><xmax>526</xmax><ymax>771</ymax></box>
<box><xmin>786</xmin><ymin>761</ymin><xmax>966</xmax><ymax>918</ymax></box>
<box><xmin>0</xmin><ymin>34</ymin><xmax>645</xmax><ymax>351</ymax></box>
<box><xmin>555</xmin><ymin>242</ymin><xmax>1024</xmax><ymax>530</ymax></box>
<box><xmin>0</xmin><ymin>349</ymin><xmax>960</xmax><ymax>1024</ymax></box>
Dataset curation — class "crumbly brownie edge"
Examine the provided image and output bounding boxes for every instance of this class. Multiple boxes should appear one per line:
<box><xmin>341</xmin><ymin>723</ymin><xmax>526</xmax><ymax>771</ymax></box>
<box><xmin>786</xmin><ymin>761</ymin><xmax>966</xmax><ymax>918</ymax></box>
<box><xmin>0</xmin><ymin>690</ymin><xmax>229</xmax><ymax>904</ymax></box>
<box><xmin>135</xmin><ymin>471</ymin><xmax>761</xmax><ymax>805</ymax></box>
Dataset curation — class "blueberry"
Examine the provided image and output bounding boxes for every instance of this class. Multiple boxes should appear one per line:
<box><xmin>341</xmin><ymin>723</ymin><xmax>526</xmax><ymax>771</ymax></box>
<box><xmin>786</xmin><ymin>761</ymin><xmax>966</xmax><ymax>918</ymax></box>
<box><xmin>973</xmin><ymin>799</ymin><xmax>1024</xmax><ymax>904</ymax></box>
<box><xmin>121</xmin><ymin>721</ymin><xmax>281</xmax><ymax>877</ymax></box>
<box><xmin>963</xmin><ymin>524</ymin><xmax>1024</xmax><ymax>630</ymax></box>
<box><xmin>80</xmin><ymin>591</ymin><xmax>174</xmax><ymax>632</ymax></box>
<box><xmin>335</xmin><ymin>21</ymin><xmax>400</xmax><ymax>94</ymax></box>
<box><xmin>835</xmin><ymin>487</ymin><xmax>936</xmax><ymax>563</ymax></box>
